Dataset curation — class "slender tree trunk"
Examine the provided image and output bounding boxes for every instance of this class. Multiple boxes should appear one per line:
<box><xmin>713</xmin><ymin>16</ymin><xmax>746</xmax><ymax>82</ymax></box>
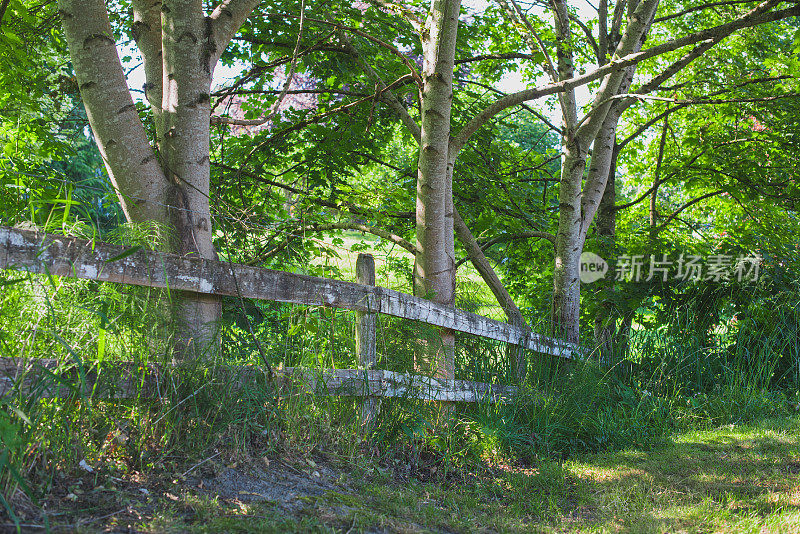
<box><xmin>551</xmin><ymin>141</ymin><xmax>585</xmax><ymax>344</ymax></box>
<box><xmin>131</xmin><ymin>0</ymin><xmax>165</xmax><ymax>145</ymax></box>
<box><xmin>649</xmin><ymin>112</ymin><xmax>669</xmax><ymax>242</ymax></box>
<box><xmin>549</xmin><ymin>0</ymin><xmax>658</xmax><ymax>344</ymax></box>
<box><xmin>582</xmin><ymin>108</ymin><xmax>624</xmax><ymax>360</ymax></box>
<box><xmin>59</xmin><ymin>0</ymin><xmax>169</xmax><ymax>226</ymax></box>
<box><xmin>592</xmin><ymin>147</ymin><xmax>618</xmax><ymax>363</ymax></box>
<box><xmin>618</xmin><ymin>310</ymin><xmax>634</xmax><ymax>361</ymax></box>
<box><xmin>413</xmin><ymin>0</ymin><xmax>461</xmax><ymax>379</ymax></box>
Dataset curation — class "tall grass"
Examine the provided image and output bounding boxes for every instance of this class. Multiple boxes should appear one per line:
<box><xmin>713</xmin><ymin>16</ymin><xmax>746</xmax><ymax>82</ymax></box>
<box><xmin>1</xmin><ymin>231</ymin><xmax>799</xmax><ymax>528</ymax></box>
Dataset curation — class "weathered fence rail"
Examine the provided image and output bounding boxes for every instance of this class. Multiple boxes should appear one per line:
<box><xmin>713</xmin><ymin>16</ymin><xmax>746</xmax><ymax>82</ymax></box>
<box><xmin>0</xmin><ymin>358</ymin><xmax>518</xmax><ymax>403</ymax></box>
<box><xmin>0</xmin><ymin>225</ymin><xmax>575</xmax><ymax>410</ymax></box>
<box><xmin>0</xmin><ymin>226</ymin><xmax>575</xmax><ymax>358</ymax></box>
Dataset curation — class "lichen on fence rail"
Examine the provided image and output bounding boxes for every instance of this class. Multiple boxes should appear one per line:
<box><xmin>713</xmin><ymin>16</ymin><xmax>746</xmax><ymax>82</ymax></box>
<box><xmin>0</xmin><ymin>358</ymin><xmax>518</xmax><ymax>403</ymax></box>
<box><xmin>0</xmin><ymin>226</ymin><xmax>577</xmax><ymax>358</ymax></box>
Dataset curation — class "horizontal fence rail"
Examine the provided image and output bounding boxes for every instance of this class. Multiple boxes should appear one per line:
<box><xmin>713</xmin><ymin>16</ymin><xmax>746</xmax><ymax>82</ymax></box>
<box><xmin>0</xmin><ymin>226</ymin><xmax>576</xmax><ymax>358</ymax></box>
<box><xmin>0</xmin><ymin>359</ymin><xmax>518</xmax><ymax>403</ymax></box>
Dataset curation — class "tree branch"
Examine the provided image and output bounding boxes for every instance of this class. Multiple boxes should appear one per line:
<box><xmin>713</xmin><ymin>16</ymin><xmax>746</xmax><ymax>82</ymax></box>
<box><xmin>450</xmin><ymin>0</ymin><xmax>799</xmax><ymax>154</ymax></box>
<box><xmin>209</xmin><ymin>0</ymin><xmax>262</xmax><ymax>67</ymax></box>
<box><xmin>617</xmin><ymin>75</ymin><xmax>792</xmax><ymax>150</ymax></box>
<box><xmin>219</xmin><ymin>75</ymin><xmax>411</xmax><ymax>156</ymax></box>
<box><xmin>552</xmin><ymin>0</ymin><xmax>578</xmax><ymax>131</ymax></box>
<box><xmin>598</xmin><ymin>0</ymin><xmax>608</xmax><ymax>61</ymax></box>
<box><xmin>654</xmin><ymin>190</ymin><xmax>726</xmax><ymax>234</ymax></box>
<box><xmin>649</xmin><ymin>110</ymin><xmax>670</xmax><ymax>229</ymax></box>
<box><xmin>213</xmin><ymin>162</ymin><xmax>415</xmax><ymax>219</ymax></box>
<box><xmin>213</xmin><ymin>88</ymin><xmax>373</xmax><ymax>97</ymax></box>
<box><xmin>131</xmin><ymin>0</ymin><xmax>164</xmax><ymax>139</ymax></box>
<box><xmin>454</xmin><ymin>230</ymin><xmax>556</xmax><ymax>268</ymax></box>
<box><xmin>454</xmin><ymin>208</ymin><xmax>533</xmax><ymax>381</ymax></box>
<box><xmin>455</xmin><ymin>78</ymin><xmax>563</xmax><ymax>135</ymax></box>
<box><xmin>454</xmin><ymin>52</ymin><xmax>540</xmax><ymax>64</ymax></box>
<box><xmin>253</xmin><ymin>0</ymin><xmax>306</xmax><ymax>128</ymax></box>
<box><xmin>570</xmin><ymin>13</ymin><xmax>602</xmax><ymax>64</ymax></box>
<box><xmin>0</xmin><ymin>0</ymin><xmax>10</xmax><ymax>28</ymax></box>
<box><xmin>610</xmin><ymin>0</ymin><xmax>626</xmax><ymax>46</ymax></box>
<box><xmin>58</xmin><ymin>0</ymin><xmax>168</xmax><ymax>224</ymax></box>
<box><xmin>354</xmin><ymin>151</ymin><xmax>415</xmax><ymax>178</ymax></box>
<box><xmin>655</xmin><ymin>0</ymin><xmax>757</xmax><ymax>23</ymax></box>
<box><xmin>214</xmin><ymin>162</ymin><xmax>308</xmax><ymax>195</ymax></box>
<box><xmin>630</xmin><ymin>36</ymin><xmax>723</xmax><ymax>101</ymax></box>
<box><xmin>267</xmin><ymin>13</ymin><xmax>424</xmax><ymax>89</ymax></box>
<box><xmin>340</xmin><ymin>35</ymin><xmax>421</xmax><ymax>143</ymax></box>
<box><xmin>251</xmin><ymin>220</ymin><xmax>416</xmax><ymax>263</ymax></box>
<box><xmin>214</xmin><ymin>30</ymin><xmax>338</xmax><ymax>109</ymax></box>
<box><xmin>300</xmin><ymin>222</ymin><xmax>417</xmax><ymax>254</ymax></box>
<box><xmin>614</xmin><ymin>148</ymin><xmax>713</xmax><ymax>211</ymax></box>
<box><xmin>368</xmin><ymin>0</ymin><xmax>425</xmax><ymax>33</ymax></box>
<box><xmin>495</xmin><ymin>0</ymin><xmax>559</xmax><ymax>82</ymax></box>
<box><xmin>575</xmin><ymin>0</ymin><xmax>659</xmax><ymax>143</ymax></box>
<box><xmin>479</xmin><ymin>230</ymin><xmax>557</xmax><ymax>249</ymax></box>
<box><xmin>617</xmin><ymin>103</ymin><xmax>691</xmax><ymax>150</ymax></box>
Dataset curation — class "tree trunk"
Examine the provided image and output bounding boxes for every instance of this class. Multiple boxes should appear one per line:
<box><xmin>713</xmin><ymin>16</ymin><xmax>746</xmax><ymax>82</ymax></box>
<box><xmin>59</xmin><ymin>0</ymin><xmax>169</xmax><ymax>226</ymax></box>
<box><xmin>60</xmin><ymin>0</ymin><xmax>259</xmax><ymax>360</ymax></box>
<box><xmin>131</xmin><ymin>0</ymin><xmax>165</xmax><ymax>145</ymax></box>
<box><xmin>413</xmin><ymin>0</ymin><xmax>461</xmax><ymax>379</ymax></box>
<box><xmin>582</xmin><ymin>109</ymin><xmax>625</xmax><ymax>361</ymax></box>
<box><xmin>592</xmin><ymin>147</ymin><xmax>618</xmax><ymax>364</ymax></box>
<box><xmin>551</xmin><ymin>142</ymin><xmax>585</xmax><ymax>344</ymax></box>
<box><xmin>548</xmin><ymin>0</ymin><xmax>658</xmax><ymax>345</ymax></box>
<box><xmin>160</xmin><ymin>1</ymin><xmax>221</xmax><ymax>357</ymax></box>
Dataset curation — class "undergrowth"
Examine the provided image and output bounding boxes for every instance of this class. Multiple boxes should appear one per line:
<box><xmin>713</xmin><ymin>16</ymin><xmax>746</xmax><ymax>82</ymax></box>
<box><xmin>1</xmin><ymin>232</ymin><xmax>799</xmax><ymax>530</ymax></box>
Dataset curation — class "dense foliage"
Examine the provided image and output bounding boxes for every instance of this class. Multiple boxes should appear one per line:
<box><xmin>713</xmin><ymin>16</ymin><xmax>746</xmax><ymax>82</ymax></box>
<box><xmin>1</xmin><ymin>0</ymin><xmax>799</xmax><ymax>528</ymax></box>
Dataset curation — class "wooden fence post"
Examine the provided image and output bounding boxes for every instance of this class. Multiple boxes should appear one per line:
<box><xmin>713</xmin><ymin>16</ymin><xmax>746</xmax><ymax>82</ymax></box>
<box><xmin>356</xmin><ymin>253</ymin><xmax>380</xmax><ymax>430</ymax></box>
<box><xmin>508</xmin><ymin>316</ymin><xmax>527</xmax><ymax>383</ymax></box>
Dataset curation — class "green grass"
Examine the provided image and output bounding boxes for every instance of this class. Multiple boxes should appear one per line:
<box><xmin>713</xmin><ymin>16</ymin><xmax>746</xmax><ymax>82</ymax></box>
<box><xmin>23</xmin><ymin>415</ymin><xmax>800</xmax><ymax>533</ymax></box>
<box><xmin>570</xmin><ymin>416</ymin><xmax>800</xmax><ymax>532</ymax></box>
<box><xmin>345</xmin><ymin>416</ymin><xmax>800</xmax><ymax>533</ymax></box>
<box><xmin>3</xmin><ymin>226</ymin><xmax>800</xmax><ymax>532</ymax></box>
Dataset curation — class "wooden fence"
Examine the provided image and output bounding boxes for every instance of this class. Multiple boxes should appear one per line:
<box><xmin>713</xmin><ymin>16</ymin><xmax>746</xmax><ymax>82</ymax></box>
<box><xmin>0</xmin><ymin>226</ymin><xmax>576</xmax><ymax>414</ymax></box>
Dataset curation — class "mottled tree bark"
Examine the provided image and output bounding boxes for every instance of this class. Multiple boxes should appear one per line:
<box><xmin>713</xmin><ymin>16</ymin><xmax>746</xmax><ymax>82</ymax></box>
<box><xmin>592</xmin><ymin>147</ymin><xmax>618</xmax><ymax>363</ymax></box>
<box><xmin>59</xmin><ymin>0</ymin><xmax>169</xmax><ymax>226</ymax></box>
<box><xmin>59</xmin><ymin>0</ymin><xmax>260</xmax><ymax>359</ymax></box>
<box><xmin>549</xmin><ymin>0</ymin><xmax>659</xmax><ymax>344</ymax></box>
<box><xmin>551</xmin><ymin>143</ymin><xmax>585</xmax><ymax>343</ymax></box>
<box><xmin>160</xmin><ymin>1</ymin><xmax>220</xmax><ymax>354</ymax></box>
<box><xmin>413</xmin><ymin>0</ymin><xmax>461</xmax><ymax>379</ymax></box>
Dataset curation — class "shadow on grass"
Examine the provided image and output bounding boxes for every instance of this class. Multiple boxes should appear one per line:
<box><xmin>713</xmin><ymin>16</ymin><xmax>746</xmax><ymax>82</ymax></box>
<box><xmin>569</xmin><ymin>419</ymin><xmax>800</xmax><ymax>533</ymax></box>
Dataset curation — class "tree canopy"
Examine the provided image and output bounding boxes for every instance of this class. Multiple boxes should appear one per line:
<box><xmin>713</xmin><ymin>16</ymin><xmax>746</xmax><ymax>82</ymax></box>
<box><xmin>1</xmin><ymin>0</ymin><xmax>798</xmax><ymax>365</ymax></box>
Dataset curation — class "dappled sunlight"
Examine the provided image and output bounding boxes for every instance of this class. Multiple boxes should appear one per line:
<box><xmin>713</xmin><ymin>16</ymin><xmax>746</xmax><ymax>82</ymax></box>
<box><xmin>766</xmin><ymin>489</ymin><xmax>800</xmax><ymax>507</ymax></box>
<box><xmin>4</xmin><ymin>1</ymin><xmax>800</xmax><ymax>532</ymax></box>
<box><xmin>569</xmin><ymin>464</ymin><xmax>649</xmax><ymax>484</ymax></box>
<box><xmin>558</xmin><ymin>424</ymin><xmax>800</xmax><ymax>533</ymax></box>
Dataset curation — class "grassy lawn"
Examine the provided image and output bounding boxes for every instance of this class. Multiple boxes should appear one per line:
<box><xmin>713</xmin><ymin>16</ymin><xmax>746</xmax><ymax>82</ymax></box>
<box><xmin>25</xmin><ymin>415</ymin><xmax>800</xmax><ymax>533</ymax></box>
<box><xmin>566</xmin><ymin>417</ymin><xmax>800</xmax><ymax>533</ymax></box>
